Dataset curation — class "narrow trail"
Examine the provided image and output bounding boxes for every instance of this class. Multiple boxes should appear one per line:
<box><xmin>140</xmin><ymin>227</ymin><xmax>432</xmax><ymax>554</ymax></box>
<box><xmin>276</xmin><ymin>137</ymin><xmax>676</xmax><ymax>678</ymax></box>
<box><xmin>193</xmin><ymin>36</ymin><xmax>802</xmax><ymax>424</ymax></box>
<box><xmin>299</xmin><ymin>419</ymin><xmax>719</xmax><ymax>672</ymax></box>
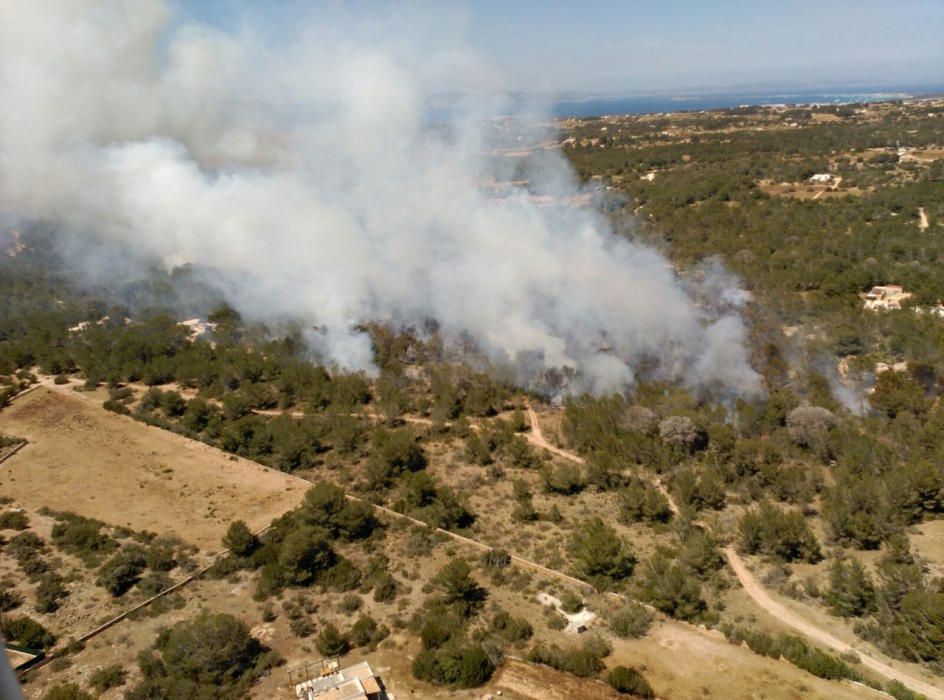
<box><xmin>919</xmin><ymin>207</ymin><xmax>930</xmax><ymax>231</ymax></box>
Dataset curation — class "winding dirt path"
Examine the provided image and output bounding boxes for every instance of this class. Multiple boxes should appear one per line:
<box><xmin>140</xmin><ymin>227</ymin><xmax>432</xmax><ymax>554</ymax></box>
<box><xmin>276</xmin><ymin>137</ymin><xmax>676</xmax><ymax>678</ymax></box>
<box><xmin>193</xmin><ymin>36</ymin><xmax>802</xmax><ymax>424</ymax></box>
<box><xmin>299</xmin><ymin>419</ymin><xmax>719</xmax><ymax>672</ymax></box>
<box><xmin>525</xmin><ymin>405</ymin><xmax>944</xmax><ymax>699</ymax></box>
<box><xmin>525</xmin><ymin>405</ymin><xmax>585</xmax><ymax>463</ymax></box>
<box><xmin>724</xmin><ymin>547</ymin><xmax>944</xmax><ymax>700</ymax></box>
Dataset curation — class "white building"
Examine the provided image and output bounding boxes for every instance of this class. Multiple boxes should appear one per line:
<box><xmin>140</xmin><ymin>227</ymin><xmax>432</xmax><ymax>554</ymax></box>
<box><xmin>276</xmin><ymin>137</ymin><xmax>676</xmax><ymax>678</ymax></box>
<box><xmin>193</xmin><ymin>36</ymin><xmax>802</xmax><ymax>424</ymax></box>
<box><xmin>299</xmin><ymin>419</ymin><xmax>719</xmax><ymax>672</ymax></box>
<box><xmin>863</xmin><ymin>285</ymin><xmax>912</xmax><ymax>311</ymax></box>
<box><xmin>290</xmin><ymin>660</ymin><xmax>383</xmax><ymax>700</ymax></box>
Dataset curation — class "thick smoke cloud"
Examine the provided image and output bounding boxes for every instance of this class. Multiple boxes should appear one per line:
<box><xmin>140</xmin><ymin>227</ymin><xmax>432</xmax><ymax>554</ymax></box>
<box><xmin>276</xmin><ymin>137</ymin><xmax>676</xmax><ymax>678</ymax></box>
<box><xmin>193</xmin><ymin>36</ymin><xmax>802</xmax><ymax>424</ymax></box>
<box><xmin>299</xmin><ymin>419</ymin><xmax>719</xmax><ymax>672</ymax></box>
<box><xmin>0</xmin><ymin>0</ymin><xmax>762</xmax><ymax>398</ymax></box>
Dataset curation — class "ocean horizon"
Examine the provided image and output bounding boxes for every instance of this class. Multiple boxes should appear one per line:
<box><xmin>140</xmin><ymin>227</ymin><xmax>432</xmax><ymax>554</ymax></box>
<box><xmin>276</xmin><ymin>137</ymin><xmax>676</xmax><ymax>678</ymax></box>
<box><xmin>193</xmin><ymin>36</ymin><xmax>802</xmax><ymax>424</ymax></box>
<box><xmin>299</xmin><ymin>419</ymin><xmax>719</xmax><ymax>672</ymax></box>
<box><xmin>546</xmin><ymin>85</ymin><xmax>944</xmax><ymax>118</ymax></box>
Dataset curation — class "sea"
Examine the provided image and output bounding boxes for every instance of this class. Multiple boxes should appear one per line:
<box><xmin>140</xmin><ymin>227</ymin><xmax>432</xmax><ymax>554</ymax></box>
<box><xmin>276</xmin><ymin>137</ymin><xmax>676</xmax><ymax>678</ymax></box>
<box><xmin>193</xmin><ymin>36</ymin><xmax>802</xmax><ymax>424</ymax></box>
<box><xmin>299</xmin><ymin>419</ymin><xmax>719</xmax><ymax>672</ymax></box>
<box><xmin>547</xmin><ymin>86</ymin><xmax>943</xmax><ymax>118</ymax></box>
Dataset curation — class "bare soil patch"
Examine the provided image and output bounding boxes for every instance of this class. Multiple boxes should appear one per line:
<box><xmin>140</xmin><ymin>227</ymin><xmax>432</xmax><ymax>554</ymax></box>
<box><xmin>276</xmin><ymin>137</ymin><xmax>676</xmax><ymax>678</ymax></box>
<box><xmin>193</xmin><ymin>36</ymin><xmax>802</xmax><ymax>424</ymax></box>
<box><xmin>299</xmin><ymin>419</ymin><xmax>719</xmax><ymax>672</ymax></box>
<box><xmin>0</xmin><ymin>388</ymin><xmax>307</xmax><ymax>554</ymax></box>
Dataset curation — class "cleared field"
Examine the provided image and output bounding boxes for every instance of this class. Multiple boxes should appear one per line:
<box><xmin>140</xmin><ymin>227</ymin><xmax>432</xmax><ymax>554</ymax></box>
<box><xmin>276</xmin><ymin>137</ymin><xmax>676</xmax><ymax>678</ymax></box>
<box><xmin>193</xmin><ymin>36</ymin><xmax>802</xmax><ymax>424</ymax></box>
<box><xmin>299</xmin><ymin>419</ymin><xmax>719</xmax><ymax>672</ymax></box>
<box><xmin>0</xmin><ymin>387</ymin><xmax>307</xmax><ymax>554</ymax></box>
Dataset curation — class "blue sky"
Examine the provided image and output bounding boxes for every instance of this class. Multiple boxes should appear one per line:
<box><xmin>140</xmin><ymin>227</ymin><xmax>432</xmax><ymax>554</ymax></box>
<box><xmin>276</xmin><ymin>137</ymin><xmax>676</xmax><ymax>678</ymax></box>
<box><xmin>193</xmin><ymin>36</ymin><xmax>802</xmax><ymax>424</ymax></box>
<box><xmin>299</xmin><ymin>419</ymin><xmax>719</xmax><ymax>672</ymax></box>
<box><xmin>177</xmin><ymin>0</ymin><xmax>944</xmax><ymax>93</ymax></box>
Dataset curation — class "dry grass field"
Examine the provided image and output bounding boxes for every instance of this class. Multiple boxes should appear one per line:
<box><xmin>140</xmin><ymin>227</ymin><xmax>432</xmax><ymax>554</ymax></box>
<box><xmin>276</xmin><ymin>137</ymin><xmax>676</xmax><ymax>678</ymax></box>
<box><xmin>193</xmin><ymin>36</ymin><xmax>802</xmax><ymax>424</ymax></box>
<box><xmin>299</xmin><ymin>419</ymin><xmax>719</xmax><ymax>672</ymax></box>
<box><xmin>0</xmin><ymin>387</ymin><xmax>307</xmax><ymax>554</ymax></box>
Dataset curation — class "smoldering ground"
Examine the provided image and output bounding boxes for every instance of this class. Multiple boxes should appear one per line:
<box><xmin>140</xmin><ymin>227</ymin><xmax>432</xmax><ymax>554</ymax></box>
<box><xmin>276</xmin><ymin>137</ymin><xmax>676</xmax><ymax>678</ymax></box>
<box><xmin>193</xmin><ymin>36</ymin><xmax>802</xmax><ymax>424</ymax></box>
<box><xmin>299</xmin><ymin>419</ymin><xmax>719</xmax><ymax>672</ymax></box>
<box><xmin>0</xmin><ymin>0</ymin><xmax>762</xmax><ymax>399</ymax></box>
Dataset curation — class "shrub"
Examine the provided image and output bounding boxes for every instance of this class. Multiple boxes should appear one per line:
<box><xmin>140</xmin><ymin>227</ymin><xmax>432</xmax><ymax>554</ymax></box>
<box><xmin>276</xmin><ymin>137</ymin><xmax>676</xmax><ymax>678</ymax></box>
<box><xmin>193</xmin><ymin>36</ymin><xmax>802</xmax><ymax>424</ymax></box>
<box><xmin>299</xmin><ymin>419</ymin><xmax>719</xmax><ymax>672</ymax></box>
<box><xmin>42</xmin><ymin>684</ymin><xmax>92</xmax><ymax>700</ymax></box>
<box><xmin>315</xmin><ymin>622</ymin><xmax>349</xmax><ymax>656</ymax></box>
<box><xmin>411</xmin><ymin>643</ymin><xmax>495</xmax><ymax>688</ymax></box>
<box><xmin>290</xmin><ymin>616</ymin><xmax>315</xmax><ymax>638</ymax></box>
<box><xmin>607</xmin><ymin>666</ymin><xmax>654</xmax><ymax>697</ymax></box>
<box><xmin>559</xmin><ymin>590</ymin><xmax>583</xmax><ymax>614</ymax></box>
<box><xmin>569</xmin><ymin>517</ymin><xmax>635</xmax><ymax>590</ymax></box>
<box><xmin>35</xmin><ymin>573</ymin><xmax>68</xmax><ymax>613</ymax></box>
<box><xmin>103</xmin><ymin>399</ymin><xmax>130</xmax><ymax>415</ymax></box>
<box><xmin>51</xmin><ymin>514</ymin><xmax>115</xmax><ymax>563</ymax></box>
<box><xmin>490</xmin><ymin>610</ymin><xmax>533</xmax><ymax>643</ymax></box>
<box><xmin>7</xmin><ymin>531</ymin><xmax>45</xmax><ymax>558</ymax></box>
<box><xmin>137</xmin><ymin>571</ymin><xmax>173</xmax><ymax>597</ymax></box>
<box><xmin>144</xmin><ymin>612</ymin><xmax>272</xmax><ymax>695</ymax></box>
<box><xmin>738</xmin><ymin>501</ymin><xmax>822</xmax><ymax>563</ymax></box>
<box><xmin>722</xmin><ymin>625</ymin><xmax>861</xmax><ymax>682</ymax></box>
<box><xmin>372</xmin><ymin>572</ymin><xmax>397</xmax><ymax>602</ymax></box>
<box><xmin>97</xmin><ymin>547</ymin><xmax>147</xmax><ymax>596</ymax></box>
<box><xmin>608</xmin><ymin>601</ymin><xmax>653</xmax><ymax>639</ymax></box>
<box><xmin>349</xmin><ymin>615</ymin><xmax>389</xmax><ymax>649</ymax></box>
<box><xmin>540</xmin><ymin>463</ymin><xmax>586</xmax><ymax>495</ymax></box>
<box><xmin>0</xmin><ymin>615</ymin><xmax>56</xmax><ymax>649</ymax></box>
<box><xmin>0</xmin><ymin>510</ymin><xmax>29</xmax><ymax>530</ymax></box>
<box><xmin>786</xmin><ymin>406</ymin><xmax>837</xmax><ymax>450</ymax></box>
<box><xmin>619</xmin><ymin>480</ymin><xmax>672</xmax><ymax>524</ymax></box>
<box><xmin>0</xmin><ymin>587</ymin><xmax>23</xmax><ymax>612</ymax></box>
<box><xmin>658</xmin><ymin>416</ymin><xmax>702</xmax><ymax>451</ymax></box>
<box><xmin>527</xmin><ymin>640</ymin><xmax>607</xmax><ymax>677</ymax></box>
<box><xmin>223</xmin><ymin>520</ymin><xmax>258</xmax><ymax>556</ymax></box>
<box><xmin>339</xmin><ymin>594</ymin><xmax>362</xmax><ymax>613</ymax></box>
<box><xmin>89</xmin><ymin>664</ymin><xmax>127</xmax><ymax>693</ymax></box>
<box><xmin>623</xmin><ymin>405</ymin><xmax>657</xmax><ymax>434</ymax></box>
<box><xmin>433</xmin><ymin>559</ymin><xmax>485</xmax><ymax>616</ymax></box>
<box><xmin>481</xmin><ymin>548</ymin><xmax>511</xmax><ymax>570</ymax></box>
<box><xmin>421</xmin><ymin>613</ymin><xmax>463</xmax><ymax>650</ymax></box>
<box><xmin>319</xmin><ymin>558</ymin><xmax>362</xmax><ymax>592</ymax></box>
<box><xmin>144</xmin><ymin>543</ymin><xmax>177</xmax><ymax>572</ymax></box>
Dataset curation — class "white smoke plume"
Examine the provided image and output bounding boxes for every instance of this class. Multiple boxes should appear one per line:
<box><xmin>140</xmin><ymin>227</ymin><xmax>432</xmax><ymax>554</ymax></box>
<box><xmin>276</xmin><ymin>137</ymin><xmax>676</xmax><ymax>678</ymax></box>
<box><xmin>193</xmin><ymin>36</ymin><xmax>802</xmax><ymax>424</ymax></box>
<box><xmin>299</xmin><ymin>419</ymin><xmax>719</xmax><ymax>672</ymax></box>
<box><xmin>0</xmin><ymin>0</ymin><xmax>762</xmax><ymax>398</ymax></box>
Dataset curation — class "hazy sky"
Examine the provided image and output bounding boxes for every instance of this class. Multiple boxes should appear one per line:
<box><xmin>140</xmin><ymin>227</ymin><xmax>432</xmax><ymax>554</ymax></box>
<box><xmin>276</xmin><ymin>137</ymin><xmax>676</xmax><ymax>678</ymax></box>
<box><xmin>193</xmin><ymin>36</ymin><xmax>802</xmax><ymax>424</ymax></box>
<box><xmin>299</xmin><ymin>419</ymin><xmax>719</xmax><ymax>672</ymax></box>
<box><xmin>180</xmin><ymin>1</ymin><xmax>944</xmax><ymax>94</ymax></box>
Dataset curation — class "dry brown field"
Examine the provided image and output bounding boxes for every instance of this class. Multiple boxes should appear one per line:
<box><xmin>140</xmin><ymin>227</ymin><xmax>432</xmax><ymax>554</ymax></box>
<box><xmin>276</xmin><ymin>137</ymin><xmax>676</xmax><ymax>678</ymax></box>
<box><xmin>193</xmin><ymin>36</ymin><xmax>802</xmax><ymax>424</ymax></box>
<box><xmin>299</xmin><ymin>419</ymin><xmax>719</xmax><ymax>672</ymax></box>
<box><xmin>0</xmin><ymin>387</ymin><xmax>307</xmax><ymax>555</ymax></box>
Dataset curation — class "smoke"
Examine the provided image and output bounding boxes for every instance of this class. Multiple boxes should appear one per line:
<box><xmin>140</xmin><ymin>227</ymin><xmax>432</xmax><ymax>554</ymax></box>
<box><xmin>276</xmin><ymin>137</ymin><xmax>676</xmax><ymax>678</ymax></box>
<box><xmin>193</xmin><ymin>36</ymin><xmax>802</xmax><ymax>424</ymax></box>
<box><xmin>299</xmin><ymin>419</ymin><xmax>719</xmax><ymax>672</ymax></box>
<box><xmin>0</xmin><ymin>0</ymin><xmax>762</xmax><ymax>398</ymax></box>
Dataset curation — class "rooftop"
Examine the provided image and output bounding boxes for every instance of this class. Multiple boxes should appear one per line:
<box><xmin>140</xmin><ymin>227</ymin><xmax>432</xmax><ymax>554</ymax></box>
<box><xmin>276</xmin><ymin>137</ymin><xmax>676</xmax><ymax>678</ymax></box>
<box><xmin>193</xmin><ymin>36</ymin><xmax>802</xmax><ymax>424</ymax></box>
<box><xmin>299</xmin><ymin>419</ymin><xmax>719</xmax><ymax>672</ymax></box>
<box><xmin>291</xmin><ymin>660</ymin><xmax>382</xmax><ymax>700</ymax></box>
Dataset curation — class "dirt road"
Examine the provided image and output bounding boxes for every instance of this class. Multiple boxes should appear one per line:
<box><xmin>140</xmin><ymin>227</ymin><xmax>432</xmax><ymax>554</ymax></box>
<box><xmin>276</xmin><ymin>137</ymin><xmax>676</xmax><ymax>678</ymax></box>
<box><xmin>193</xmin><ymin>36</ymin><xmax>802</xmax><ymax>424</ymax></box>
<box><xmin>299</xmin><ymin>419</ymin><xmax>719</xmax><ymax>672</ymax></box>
<box><xmin>525</xmin><ymin>405</ymin><xmax>585</xmax><ymax>463</ymax></box>
<box><xmin>723</xmin><ymin>547</ymin><xmax>944</xmax><ymax>699</ymax></box>
<box><xmin>812</xmin><ymin>176</ymin><xmax>842</xmax><ymax>200</ymax></box>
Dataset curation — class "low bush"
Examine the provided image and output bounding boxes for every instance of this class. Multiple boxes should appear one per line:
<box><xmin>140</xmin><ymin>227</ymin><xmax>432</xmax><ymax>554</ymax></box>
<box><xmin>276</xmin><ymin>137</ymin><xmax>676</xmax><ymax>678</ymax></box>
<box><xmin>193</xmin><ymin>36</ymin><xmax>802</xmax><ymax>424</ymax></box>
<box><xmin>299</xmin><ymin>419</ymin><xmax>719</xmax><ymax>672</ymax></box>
<box><xmin>490</xmin><ymin>610</ymin><xmax>533</xmax><ymax>643</ymax></box>
<box><xmin>0</xmin><ymin>615</ymin><xmax>56</xmax><ymax>649</ymax></box>
<box><xmin>89</xmin><ymin>664</ymin><xmax>127</xmax><ymax>693</ymax></box>
<box><xmin>0</xmin><ymin>510</ymin><xmax>29</xmax><ymax>530</ymax></box>
<box><xmin>722</xmin><ymin>625</ymin><xmax>861</xmax><ymax>682</ymax></box>
<box><xmin>527</xmin><ymin>639</ymin><xmax>610</xmax><ymax>678</ymax></box>
<box><xmin>608</xmin><ymin>601</ymin><xmax>653</xmax><ymax>639</ymax></box>
<box><xmin>607</xmin><ymin>666</ymin><xmax>654</xmax><ymax>697</ymax></box>
<box><xmin>411</xmin><ymin>642</ymin><xmax>495</xmax><ymax>688</ymax></box>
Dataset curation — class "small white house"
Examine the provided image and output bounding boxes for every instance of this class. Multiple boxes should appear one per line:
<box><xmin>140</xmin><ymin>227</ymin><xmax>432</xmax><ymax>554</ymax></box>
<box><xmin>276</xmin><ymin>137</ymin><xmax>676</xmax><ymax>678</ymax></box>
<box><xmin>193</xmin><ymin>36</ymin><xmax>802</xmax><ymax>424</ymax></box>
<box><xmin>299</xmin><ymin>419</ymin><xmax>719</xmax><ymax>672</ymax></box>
<box><xmin>863</xmin><ymin>285</ymin><xmax>912</xmax><ymax>311</ymax></box>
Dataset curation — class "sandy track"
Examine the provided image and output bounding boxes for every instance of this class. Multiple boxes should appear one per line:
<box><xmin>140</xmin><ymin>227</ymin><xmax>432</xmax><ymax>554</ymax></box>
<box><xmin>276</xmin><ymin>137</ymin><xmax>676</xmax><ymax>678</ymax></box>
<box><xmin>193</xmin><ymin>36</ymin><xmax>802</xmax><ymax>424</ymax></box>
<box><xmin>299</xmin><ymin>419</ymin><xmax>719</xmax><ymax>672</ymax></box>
<box><xmin>724</xmin><ymin>547</ymin><xmax>944</xmax><ymax>699</ymax></box>
<box><xmin>525</xmin><ymin>405</ymin><xmax>585</xmax><ymax>463</ymax></box>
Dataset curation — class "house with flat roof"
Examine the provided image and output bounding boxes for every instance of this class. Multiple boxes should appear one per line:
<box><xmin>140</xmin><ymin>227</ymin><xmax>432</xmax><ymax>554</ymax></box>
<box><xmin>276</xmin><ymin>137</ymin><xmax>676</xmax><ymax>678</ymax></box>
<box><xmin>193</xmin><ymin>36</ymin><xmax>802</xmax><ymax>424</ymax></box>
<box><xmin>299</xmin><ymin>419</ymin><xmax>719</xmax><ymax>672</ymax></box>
<box><xmin>863</xmin><ymin>285</ymin><xmax>912</xmax><ymax>311</ymax></box>
<box><xmin>289</xmin><ymin>659</ymin><xmax>383</xmax><ymax>700</ymax></box>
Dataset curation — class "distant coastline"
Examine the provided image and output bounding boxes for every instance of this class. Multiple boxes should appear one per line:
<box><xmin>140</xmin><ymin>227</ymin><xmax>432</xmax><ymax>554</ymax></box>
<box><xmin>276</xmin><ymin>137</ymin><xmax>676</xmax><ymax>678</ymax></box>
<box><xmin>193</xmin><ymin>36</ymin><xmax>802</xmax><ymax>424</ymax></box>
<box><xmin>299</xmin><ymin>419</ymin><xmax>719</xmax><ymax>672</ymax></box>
<box><xmin>547</xmin><ymin>85</ymin><xmax>944</xmax><ymax>118</ymax></box>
